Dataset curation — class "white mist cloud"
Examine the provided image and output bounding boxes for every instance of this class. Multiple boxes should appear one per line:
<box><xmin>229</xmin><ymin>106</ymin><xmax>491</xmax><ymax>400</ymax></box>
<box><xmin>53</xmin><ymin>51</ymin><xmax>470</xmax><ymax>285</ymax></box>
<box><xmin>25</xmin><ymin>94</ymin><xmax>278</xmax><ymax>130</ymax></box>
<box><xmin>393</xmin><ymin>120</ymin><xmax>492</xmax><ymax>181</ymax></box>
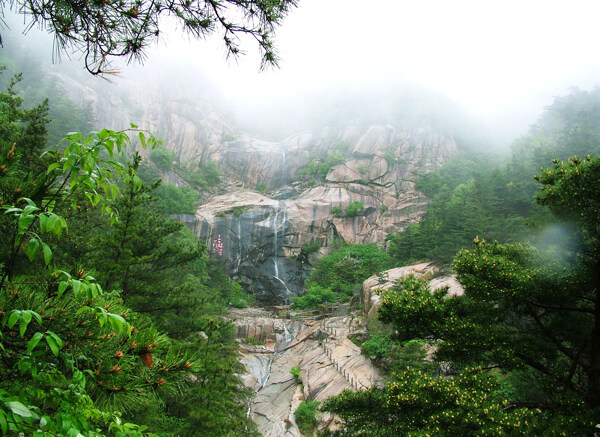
<box><xmin>7</xmin><ymin>0</ymin><xmax>600</xmax><ymax>142</ymax></box>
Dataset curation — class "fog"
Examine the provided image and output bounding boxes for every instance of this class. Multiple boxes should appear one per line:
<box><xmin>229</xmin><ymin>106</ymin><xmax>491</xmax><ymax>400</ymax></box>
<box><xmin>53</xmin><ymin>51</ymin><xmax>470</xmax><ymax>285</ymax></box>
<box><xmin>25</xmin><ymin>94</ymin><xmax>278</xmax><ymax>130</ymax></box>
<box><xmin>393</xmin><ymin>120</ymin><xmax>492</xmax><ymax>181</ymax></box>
<box><xmin>5</xmin><ymin>0</ymin><xmax>600</xmax><ymax>147</ymax></box>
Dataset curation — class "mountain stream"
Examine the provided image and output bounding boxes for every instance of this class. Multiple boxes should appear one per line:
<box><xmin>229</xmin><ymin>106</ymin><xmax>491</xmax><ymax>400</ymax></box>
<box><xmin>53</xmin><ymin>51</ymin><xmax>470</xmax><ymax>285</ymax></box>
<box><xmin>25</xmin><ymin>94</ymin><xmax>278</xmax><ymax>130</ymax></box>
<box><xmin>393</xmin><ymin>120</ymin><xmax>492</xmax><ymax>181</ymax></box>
<box><xmin>230</xmin><ymin>307</ymin><xmax>382</xmax><ymax>436</ymax></box>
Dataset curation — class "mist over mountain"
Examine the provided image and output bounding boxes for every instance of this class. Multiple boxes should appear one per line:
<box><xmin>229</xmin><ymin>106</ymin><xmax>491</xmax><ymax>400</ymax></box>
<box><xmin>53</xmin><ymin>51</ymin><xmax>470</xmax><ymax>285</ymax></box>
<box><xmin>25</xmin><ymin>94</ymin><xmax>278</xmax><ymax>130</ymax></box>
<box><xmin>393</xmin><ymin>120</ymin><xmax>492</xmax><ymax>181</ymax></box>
<box><xmin>2</xmin><ymin>2</ymin><xmax>600</xmax><ymax>435</ymax></box>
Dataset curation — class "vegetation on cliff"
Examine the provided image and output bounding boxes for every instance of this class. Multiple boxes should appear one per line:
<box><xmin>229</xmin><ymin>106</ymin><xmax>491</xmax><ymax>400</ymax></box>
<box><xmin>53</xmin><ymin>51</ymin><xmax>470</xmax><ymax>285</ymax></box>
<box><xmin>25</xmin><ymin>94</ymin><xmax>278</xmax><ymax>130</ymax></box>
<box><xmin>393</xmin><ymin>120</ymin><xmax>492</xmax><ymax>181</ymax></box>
<box><xmin>292</xmin><ymin>244</ymin><xmax>391</xmax><ymax>309</ymax></box>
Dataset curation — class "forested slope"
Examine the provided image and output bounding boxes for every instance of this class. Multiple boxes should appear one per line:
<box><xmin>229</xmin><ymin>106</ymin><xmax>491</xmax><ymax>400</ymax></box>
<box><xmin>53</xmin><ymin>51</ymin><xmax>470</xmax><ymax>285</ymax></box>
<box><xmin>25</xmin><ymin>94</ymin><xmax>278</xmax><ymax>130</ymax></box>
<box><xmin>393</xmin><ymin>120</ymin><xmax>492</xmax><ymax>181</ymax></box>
<box><xmin>0</xmin><ymin>72</ymin><xmax>257</xmax><ymax>435</ymax></box>
<box><xmin>387</xmin><ymin>88</ymin><xmax>600</xmax><ymax>265</ymax></box>
<box><xmin>320</xmin><ymin>88</ymin><xmax>600</xmax><ymax>436</ymax></box>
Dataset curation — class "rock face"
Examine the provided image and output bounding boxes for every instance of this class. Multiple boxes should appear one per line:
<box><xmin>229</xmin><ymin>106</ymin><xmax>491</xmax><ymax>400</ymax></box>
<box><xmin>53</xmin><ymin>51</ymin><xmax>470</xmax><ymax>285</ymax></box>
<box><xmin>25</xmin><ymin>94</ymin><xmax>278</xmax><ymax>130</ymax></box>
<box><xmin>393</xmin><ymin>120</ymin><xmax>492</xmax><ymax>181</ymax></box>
<box><xmin>360</xmin><ymin>263</ymin><xmax>465</xmax><ymax>319</ymax></box>
<box><xmin>55</xmin><ymin>67</ymin><xmax>459</xmax><ymax>304</ymax></box>
<box><xmin>186</xmin><ymin>127</ymin><xmax>457</xmax><ymax>304</ymax></box>
<box><xmin>230</xmin><ymin>308</ymin><xmax>382</xmax><ymax>436</ymax></box>
<box><xmin>232</xmin><ymin>268</ymin><xmax>464</xmax><ymax>436</ymax></box>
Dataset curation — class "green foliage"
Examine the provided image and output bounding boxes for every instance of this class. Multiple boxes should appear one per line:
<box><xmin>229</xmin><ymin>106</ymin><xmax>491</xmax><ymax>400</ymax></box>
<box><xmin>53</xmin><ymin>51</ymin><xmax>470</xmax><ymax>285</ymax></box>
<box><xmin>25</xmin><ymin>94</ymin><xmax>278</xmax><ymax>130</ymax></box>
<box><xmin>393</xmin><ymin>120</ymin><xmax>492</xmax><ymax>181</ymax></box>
<box><xmin>222</xmin><ymin>206</ymin><xmax>249</xmax><ymax>217</ymax></box>
<box><xmin>291</xmin><ymin>284</ymin><xmax>335</xmax><ymax>309</ymax></box>
<box><xmin>290</xmin><ymin>366</ymin><xmax>301</xmax><ymax>384</ymax></box>
<box><xmin>379</xmin><ymin>204</ymin><xmax>388</xmax><ymax>213</ymax></box>
<box><xmin>383</xmin><ymin>148</ymin><xmax>405</xmax><ymax>165</ymax></box>
<box><xmin>387</xmin><ymin>161</ymin><xmax>537</xmax><ymax>265</ymax></box>
<box><xmin>0</xmin><ymin>54</ymin><xmax>95</xmax><ymax>150</ymax></box>
<box><xmin>246</xmin><ymin>336</ymin><xmax>264</xmax><ymax>346</ymax></box>
<box><xmin>0</xmin><ymin>81</ymin><xmax>257</xmax><ymax>436</ymax></box>
<box><xmin>331</xmin><ymin>201</ymin><xmax>366</xmax><ymax>218</ymax></box>
<box><xmin>294</xmin><ymin>400</ymin><xmax>319</xmax><ymax>435</ymax></box>
<box><xmin>344</xmin><ymin>200</ymin><xmax>365</xmax><ymax>217</ymax></box>
<box><xmin>255</xmin><ymin>182</ymin><xmax>267</xmax><ymax>193</ymax></box>
<box><xmin>320</xmin><ymin>367</ymin><xmax>594</xmax><ymax>436</ymax></box>
<box><xmin>232</xmin><ymin>206</ymin><xmax>248</xmax><ymax>217</ymax></box>
<box><xmin>5</xmin><ymin>0</ymin><xmax>298</xmax><ymax>75</ymax></box>
<box><xmin>535</xmin><ymin>155</ymin><xmax>600</xmax><ymax>253</ymax></box>
<box><xmin>361</xmin><ymin>331</ymin><xmax>395</xmax><ymax>359</ymax></box>
<box><xmin>149</xmin><ymin>146</ymin><xmax>175</xmax><ymax>169</ymax></box>
<box><xmin>153</xmin><ymin>182</ymin><xmax>199</xmax><ymax>214</ymax></box>
<box><xmin>388</xmin><ymin>89</ymin><xmax>600</xmax><ymax>267</ymax></box>
<box><xmin>301</xmin><ymin>152</ymin><xmax>346</xmax><ymax>180</ymax></box>
<box><xmin>202</xmin><ymin>161</ymin><xmax>221</xmax><ymax>186</ymax></box>
<box><xmin>306</xmin><ymin>244</ymin><xmax>391</xmax><ymax>301</ymax></box>
<box><xmin>301</xmin><ymin>240</ymin><xmax>321</xmax><ymax>255</ymax></box>
<box><xmin>325</xmin><ymin>153</ymin><xmax>600</xmax><ymax>435</ymax></box>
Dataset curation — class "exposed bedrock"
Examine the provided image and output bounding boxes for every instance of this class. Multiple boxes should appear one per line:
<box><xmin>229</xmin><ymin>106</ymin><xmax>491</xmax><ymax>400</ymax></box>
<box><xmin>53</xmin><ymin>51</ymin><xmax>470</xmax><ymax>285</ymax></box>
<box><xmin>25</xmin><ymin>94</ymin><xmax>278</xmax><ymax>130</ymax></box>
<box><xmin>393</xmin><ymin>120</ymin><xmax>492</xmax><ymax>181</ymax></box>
<box><xmin>57</xmin><ymin>72</ymin><xmax>459</xmax><ymax>304</ymax></box>
<box><xmin>183</xmin><ymin>126</ymin><xmax>457</xmax><ymax>304</ymax></box>
<box><xmin>230</xmin><ymin>308</ymin><xmax>382</xmax><ymax>436</ymax></box>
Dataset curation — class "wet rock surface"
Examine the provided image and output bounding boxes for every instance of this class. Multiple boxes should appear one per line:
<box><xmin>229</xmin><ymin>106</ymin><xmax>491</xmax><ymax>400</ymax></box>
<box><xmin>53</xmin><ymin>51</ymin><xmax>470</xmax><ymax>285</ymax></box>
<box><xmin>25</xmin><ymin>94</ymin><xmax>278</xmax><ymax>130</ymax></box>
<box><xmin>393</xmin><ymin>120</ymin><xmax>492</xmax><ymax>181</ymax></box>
<box><xmin>230</xmin><ymin>308</ymin><xmax>382</xmax><ymax>436</ymax></box>
<box><xmin>185</xmin><ymin>126</ymin><xmax>457</xmax><ymax>304</ymax></box>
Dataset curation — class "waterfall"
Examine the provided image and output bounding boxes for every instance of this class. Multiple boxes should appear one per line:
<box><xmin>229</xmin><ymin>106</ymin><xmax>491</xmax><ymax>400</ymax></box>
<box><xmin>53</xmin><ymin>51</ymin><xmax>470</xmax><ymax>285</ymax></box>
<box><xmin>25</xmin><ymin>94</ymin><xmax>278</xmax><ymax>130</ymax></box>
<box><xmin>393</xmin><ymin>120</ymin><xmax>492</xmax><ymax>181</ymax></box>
<box><xmin>237</xmin><ymin>217</ymin><xmax>242</xmax><ymax>259</ymax></box>
<box><xmin>271</xmin><ymin>203</ymin><xmax>291</xmax><ymax>298</ymax></box>
<box><xmin>283</xmin><ymin>323</ymin><xmax>292</xmax><ymax>342</ymax></box>
<box><xmin>273</xmin><ymin>276</ymin><xmax>292</xmax><ymax>295</ymax></box>
<box><xmin>272</xmin><ymin>208</ymin><xmax>281</xmax><ymax>278</ymax></box>
<box><xmin>258</xmin><ymin>356</ymin><xmax>273</xmax><ymax>391</ymax></box>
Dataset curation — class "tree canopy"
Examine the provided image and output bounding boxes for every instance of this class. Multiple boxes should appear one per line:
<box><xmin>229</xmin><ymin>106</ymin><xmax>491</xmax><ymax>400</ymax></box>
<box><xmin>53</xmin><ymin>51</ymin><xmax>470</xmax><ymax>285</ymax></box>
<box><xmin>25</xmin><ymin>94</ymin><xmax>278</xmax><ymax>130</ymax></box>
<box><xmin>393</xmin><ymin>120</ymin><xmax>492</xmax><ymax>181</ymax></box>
<box><xmin>321</xmin><ymin>155</ymin><xmax>600</xmax><ymax>436</ymax></box>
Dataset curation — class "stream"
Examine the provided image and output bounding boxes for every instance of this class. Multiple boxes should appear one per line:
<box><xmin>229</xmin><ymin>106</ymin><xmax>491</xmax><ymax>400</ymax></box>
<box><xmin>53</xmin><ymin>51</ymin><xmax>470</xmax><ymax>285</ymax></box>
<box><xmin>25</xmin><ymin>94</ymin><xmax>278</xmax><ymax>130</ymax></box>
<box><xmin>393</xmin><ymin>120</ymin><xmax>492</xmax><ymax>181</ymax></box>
<box><xmin>231</xmin><ymin>307</ymin><xmax>382</xmax><ymax>436</ymax></box>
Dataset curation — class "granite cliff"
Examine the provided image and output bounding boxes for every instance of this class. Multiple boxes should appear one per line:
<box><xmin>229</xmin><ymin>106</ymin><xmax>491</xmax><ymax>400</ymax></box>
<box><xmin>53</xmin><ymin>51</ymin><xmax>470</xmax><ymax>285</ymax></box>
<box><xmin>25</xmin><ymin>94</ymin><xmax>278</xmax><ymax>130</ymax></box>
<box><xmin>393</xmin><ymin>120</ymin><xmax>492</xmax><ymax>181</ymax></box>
<box><xmin>187</xmin><ymin>126</ymin><xmax>457</xmax><ymax>303</ymax></box>
<box><xmin>57</xmin><ymin>71</ymin><xmax>459</xmax><ymax>304</ymax></box>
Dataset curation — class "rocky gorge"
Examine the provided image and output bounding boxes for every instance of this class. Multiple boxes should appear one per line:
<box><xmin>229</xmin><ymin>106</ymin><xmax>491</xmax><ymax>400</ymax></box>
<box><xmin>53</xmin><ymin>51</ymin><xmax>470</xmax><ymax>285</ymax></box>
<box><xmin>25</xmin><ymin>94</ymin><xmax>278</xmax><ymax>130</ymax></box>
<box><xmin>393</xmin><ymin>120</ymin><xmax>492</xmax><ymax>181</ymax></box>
<box><xmin>50</xmin><ymin>62</ymin><xmax>470</xmax><ymax>435</ymax></box>
<box><xmin>183</xmin><ymin>126</ymin><xmax>458</xmax><ymax>303</ymax></box>
<box><xmin>57</xmin><ymin>69</ymin><xmax>460</xmax><ymax>304</ymax></box>
<box><xmin>230</xmin><ymin>264</ymin><xmax>464</xmax><ymax>435</ymax></box>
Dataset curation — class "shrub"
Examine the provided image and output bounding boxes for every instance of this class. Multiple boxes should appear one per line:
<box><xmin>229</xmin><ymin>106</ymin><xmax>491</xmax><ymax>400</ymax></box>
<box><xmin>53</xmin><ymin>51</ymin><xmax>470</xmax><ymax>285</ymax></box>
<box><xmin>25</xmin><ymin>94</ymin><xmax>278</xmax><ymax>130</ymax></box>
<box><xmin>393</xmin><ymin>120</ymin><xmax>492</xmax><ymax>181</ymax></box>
<box><xmin>154</xmin><ymin>183</ymin><xmax>199</xmax><ymax>214</ymax></box>
<box><xmin>150</xmin><ymin>146</ymin><xmax>175</xmax><ymax>169</ymax></box>
<box><xmin>345</xmin><ymin>200</ymin><xmax>365</xmax><ymax>217</ymax></box>
<box><xmin>331</xmin><ymin>205</ymin><xmax>344</xmax><ymax>217</ymax></box>
<box><xmin>232</xmin><ymin>206</ymin><xmax>248</xmax><ymax>217</ymax></box>
<box><xmin>300</xmin><ymin>152</ymin><xmax>346</xmax><ymax>180</ymax></box>
<box><xmin>380</xmin><ymin>204</ymin><xmax>389</xmax><ymax>213</ymax></box>
<box><xmin>291</xmin><ymin>285</ymin><xmax>335</xmax><ymax>309</ymax></box>
<box><xmin>308</xmin><ymin>244</ymin><xmax>391</xmax><ymax>300</ymax></box>
<box><xmin>302</xmin><ymin>241</ymin><xmax>321</xmax><ymax>255</ymax></box>
<box><xmin>294</xmin><ymin>400</ymin><xmax>320</xmax><ymax>435</ymax></box>
<box><xmin>202</xmin><ymin>161</ymin><xmax>221</xmax><ymax>186</ymax></box>
<box><xmin>362</xmin><ymin>331</ymin><xmax>395</xmax><ymax>359</ymax></box>
<box><xmin>290</xmin><ymin>366</ymin><xmax>301</xmax><ymax>384</ymax></box>
<box><xmin>255</xmin><ymin>182</ymin><xmax>267</xmax><ymax>193</ymax></box>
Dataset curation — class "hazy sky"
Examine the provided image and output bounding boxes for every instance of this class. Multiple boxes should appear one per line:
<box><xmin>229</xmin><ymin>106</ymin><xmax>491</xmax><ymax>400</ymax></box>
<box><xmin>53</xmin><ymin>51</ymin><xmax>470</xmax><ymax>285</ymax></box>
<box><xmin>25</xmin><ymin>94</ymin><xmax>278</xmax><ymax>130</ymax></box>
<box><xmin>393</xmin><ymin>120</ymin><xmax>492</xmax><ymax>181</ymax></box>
<box><xmin>8</xmin><ymin>0</ymin><xmax>600</xmax><ymax>142</ymax></box>
<box><xmin>151</xmin><ymin>0</ymin><xmax>600</xmax><ymax>140</ymax></box>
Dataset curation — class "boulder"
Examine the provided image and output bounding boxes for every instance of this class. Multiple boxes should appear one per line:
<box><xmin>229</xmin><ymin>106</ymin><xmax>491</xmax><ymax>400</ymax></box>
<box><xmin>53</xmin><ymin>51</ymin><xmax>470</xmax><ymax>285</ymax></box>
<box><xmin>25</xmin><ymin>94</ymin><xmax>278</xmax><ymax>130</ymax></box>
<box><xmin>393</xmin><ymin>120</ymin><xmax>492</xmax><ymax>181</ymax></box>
<box><xmin>360</xmin><ymin>263</ymin><xmax>464</xmax><ymax>319</ymax></box>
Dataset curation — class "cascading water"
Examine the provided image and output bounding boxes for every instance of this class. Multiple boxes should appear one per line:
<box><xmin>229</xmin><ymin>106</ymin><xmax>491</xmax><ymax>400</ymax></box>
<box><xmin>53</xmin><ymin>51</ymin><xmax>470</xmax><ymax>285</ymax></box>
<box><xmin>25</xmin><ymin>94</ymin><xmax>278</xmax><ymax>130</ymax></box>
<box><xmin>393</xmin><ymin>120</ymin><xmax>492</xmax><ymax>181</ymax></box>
<box><xmin>272</xmin><ymin>203</ymin><xmax>292</xmax><ymax>299</ymax></box>
<box><xmin>258</xmin><ymin>356</ymin><xmax>273</xmax><ymax>391</ymax></box>
<box><xmin>283</xmin><ymin>323</ymin><xmax>292</xmax><ymax>343</ymax></box>
<box><xmin>237</xmin><ymin>216</ymin><xmax>242</xmax><ymax>258</ymax></box>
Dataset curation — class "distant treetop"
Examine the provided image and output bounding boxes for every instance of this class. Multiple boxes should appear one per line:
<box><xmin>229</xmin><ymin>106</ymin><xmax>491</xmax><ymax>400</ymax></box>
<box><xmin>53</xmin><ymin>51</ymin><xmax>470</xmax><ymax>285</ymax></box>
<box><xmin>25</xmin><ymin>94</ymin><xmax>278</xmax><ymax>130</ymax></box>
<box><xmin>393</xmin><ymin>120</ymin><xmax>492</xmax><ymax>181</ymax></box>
<box><xmin>3</xmin><ymin>0</ymin><xmax>298</xmax><ymax>75</ymax></box>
